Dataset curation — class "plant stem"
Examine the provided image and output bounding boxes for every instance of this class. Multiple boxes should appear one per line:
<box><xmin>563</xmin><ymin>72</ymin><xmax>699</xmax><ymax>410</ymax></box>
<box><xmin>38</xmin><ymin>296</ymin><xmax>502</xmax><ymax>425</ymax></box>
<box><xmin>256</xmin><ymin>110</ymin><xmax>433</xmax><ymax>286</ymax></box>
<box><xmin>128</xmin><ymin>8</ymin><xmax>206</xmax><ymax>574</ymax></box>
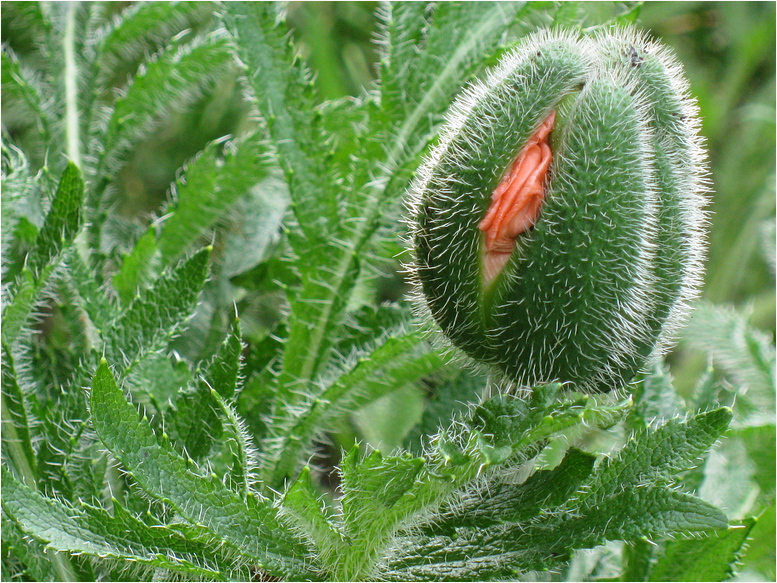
<box><xmin>64</xmin><ymin>1</ymin><xmax>81</xmax><ymax>167</ymax></box>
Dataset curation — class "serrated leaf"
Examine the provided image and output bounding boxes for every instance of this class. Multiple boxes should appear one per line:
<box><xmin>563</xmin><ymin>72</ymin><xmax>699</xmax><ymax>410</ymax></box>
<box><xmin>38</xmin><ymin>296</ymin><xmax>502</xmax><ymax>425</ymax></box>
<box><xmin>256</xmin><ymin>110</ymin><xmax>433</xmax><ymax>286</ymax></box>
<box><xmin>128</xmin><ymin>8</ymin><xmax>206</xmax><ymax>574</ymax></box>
<box><xmin>685</xmin><ymin>303</ymin><xmax>775</xmax><ymax>424</ymax></box>
<box><xmin>264</xmin><ymin>328</ymin><xmax>446</xmax><ymax>487</ymax></box>
<box><xmin>379</xmin><ymin>409</ymin><xmax>731</xmax><ymax>581</ymax></box>
<box><xmin>2</xmin><ymin>468</ymin><xmax>236</xmax><ymax>579</ymax></box>
<box><xmin>104</xmin><ymin>247</ymin><xmax>210</xmax><ymax>370</ymax></box>
<box><xmin>165</xmin><ymin>382</ymin><xmax>223</xmax><ymax>462</ymax></box>
<box><xmin>648</xmin><ymin>520</ymin><xmax>756</xmax><ymax>582</ymax></box>
<box><xmin>25</xmin><ymin>161</ymin><xmax>84</xmax><ymax>277</ymax></box>
<box><xmin>65</xmin><ymin>252</ymin><xmax>117</xmax><ymax>335</ymax></box>
<box><xmin>281</xmin><ymin>466</ymin><xmax>342</xmax><ymax>559</ymax></box>
<box><xmin>584</xmin><ymin>409</ymin><xmax>733</xmax><ymax>506</ymax></box>
<box><xmin>630</xmin><ymin>362</ymin><xmax>686</xmax><ymax>426</ymax></box>
<box><xmin>376</xmin><ymin>2</ymin><xmax>526</xmax><ymax>203</ymax></box>
<box><xmin>404</xmin><ymin>369</ymin><xmax>486</xmax><ymax>454</ymax></box>
<box><xmin>341</xmin><ymin>449</ymin><xmax>426</xmax><ymax>527</ymax></box>
<box><xmin>424</xmin><ymin>448</ymin><xmax>597</xmax><ymax>537</ymax></box>
<box><xmin>733</xmin><ymin>424</ymin><xmax>776</xmax><ymax>497</ymax></box>
<box><xmin>2</xmin><ymin>163</ymin><xmax>84</xmax><ymax>345</ymax></box>
<box><xmin>273</xmin><ymin>246</ymin><xmax>360</xmax><ymax>405</ymax></box>
<box><xmin>219</xmin><ymin>172</ymin><xmax>289</xmax><ymax>278</ymax></box>
<box><xmin>2</xmin><ymin>510</ymin><xmax>57</xmax><ymax>583</ymax></box>
<box><xmin>220</xmin><ymin>2</ymin><xmax>334</xmax><ymax>242</ymax></box>
<box><xmin>158</xmin><ymin>134</ymin><xmax>278</xmax><ymax>266</ymax></box>
<box><xmin>203</xmin><ymin>317</ymin><xmax>243</xmax><ymax>399</ymax></box>
<box><xmin>89</xmin><ymin>360</ymin><xmax>314</xmax><ymax>579</ymax></box>
<box><xmin>100</xmin><ymin>35</ymin><xmax>233</xmax><ymax>177</ymax></box>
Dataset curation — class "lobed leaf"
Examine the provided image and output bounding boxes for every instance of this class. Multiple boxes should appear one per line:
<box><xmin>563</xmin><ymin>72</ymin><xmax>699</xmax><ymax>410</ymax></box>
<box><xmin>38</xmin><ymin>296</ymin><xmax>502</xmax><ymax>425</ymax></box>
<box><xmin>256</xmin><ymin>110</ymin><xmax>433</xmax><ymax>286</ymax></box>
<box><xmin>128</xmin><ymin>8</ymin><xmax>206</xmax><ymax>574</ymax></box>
<box><xmin>1</xmin><ymin>49</ymin><xmax>52</xmax><ymax>146</ymax></box>
<box><xmin>100</xmin><ymin>35</ymin><xmax>233</xmax><ymax>178</ymax></box>
<box><xmin>2</xmin><ymin>163</ymin><xmax>84</xmax><ymax>345</ymax></box>
<box><xmin>89</xmin><ymin>360</ymin><xmax>315</xmax><ymax>579</ymax></box>
<box><xmin>263</xmin><ymin>327</ymin><xmax>446</xmax><ymax>487</ymax></box>
<box><xmin>1</xmin><ymin>344</ymin><xmax>38</xmax><ymax>488</ymax></box>
<box><xmin>647</xmin><ymin>520</ymin><xmax>756</xmax><ymax>582</ymax></box>
<box><xmin>104</xmin><ymin>246</ymin><xmax>210</xmax><ymax>371</ymax></box>
<box><xmin>220</xmin><ymin>2</ymin><xmax>334</xmax><ymax>243</ymax></box>
<box><xmin>158</xmin><ymin>134</ymin><xmax>278</xmax><ymax>267</ymax></box>
<box><xmin>685</xmin><ymin>303</ymin><xmax>775</xmax><ymax>424</ymax></box>
<box><xmin>379</xmin><ymin>409</ymin><xmax>730</xmax><ymax>581</ymax></box>
<box><xmin>2</xmin><ymin>468</ymin><xmax>238</xmax><ymax>580</ymax></box>
<box><xmin>112</xmin><ymin>227</ymin><xmax>160</xmax><ymax>306</ymax></box>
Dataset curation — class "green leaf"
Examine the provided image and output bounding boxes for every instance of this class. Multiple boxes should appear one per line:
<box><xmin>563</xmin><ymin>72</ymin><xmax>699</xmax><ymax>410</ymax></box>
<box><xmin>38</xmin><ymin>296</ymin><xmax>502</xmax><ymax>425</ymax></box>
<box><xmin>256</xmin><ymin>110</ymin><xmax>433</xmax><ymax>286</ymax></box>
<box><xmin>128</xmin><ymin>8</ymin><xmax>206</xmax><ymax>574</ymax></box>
<box><xmin>273</xmin><ymin>247</ymin><xmax>360</xmax><ymax>404</ymax></box>
<box><xmin>263</xmin><ymin>328</ymin><xmax>446</xmax><ymax>487</ymax></box>
<box><xmin>379</xmin><ymin>409</ymin><xmax>731</xmax><ymax>581</ymax></box>
<box><xmin>630</xmin><ymin>362</ymin><xmax>686</xmax><ymax>426</ymax></box>
<box><xmin>157</xmin><ymin>319</ymin><xmax>244</xmax><ymax>463</ymax></box>
<box><xmin>685</xmin><ymin>303</ymin><xmax>775</xmax><ymax>424</ymax></box>
<box><xmin>65</xmin><ymin>252</ymin><xmax>117</xmax><ymax>335</ymax></box>
<box><xmin>94</xmin><ymin>1</ymin><xmax>216</xmax><ymax>89</ymax></box>
<box><xmin>376</xmin><ymin>1</ymin><xmax>528</xmax><ymax>199</ymax></box>
<box><xmin>112</xmin><ymin>227</ymin><xmax>160</xmax><ymax>306</ymax></box>
<box><xmin>2</xmin><ymin>163</ymin><xmax>84</xmax><ymax>345</ymax></box>
<box><xmin>733</xmin><ymin>424</ymin><xmax>776</xmax><ymax>497</ymax></box>
<box><xmin>25</xmin><ymin>161</ymin><xmax>84</xmax><ymax>277</ymax></box>
<box><xmin>423</xmin><ymin>448</ymin><xmax>598</xmax><ymax>537</ymax></box>
<box><xmin>281</xmin><ymin>466</ymin><xmax>342</xmax><ymax>561</ymax></box>
<box><xmin>2</xmin><ymin>468</ymin><xmax>241</xmax><ymax>579</ymax></box>
<box><xmin>1</xmin><ymin>49</ymin><xmax>52</xmax><ymax>146</ymax></box>
<box><xmin>104</xmin><ymin>246</ymin><xmax>210</xmax><ymax>371</ymax></box>
<box><xmin>2</xmin><ymin>510</ymin><xmax>57</xmax><ymax>583</ymax></box>
<box><xmin>220</xmin><ymin>2</ymin><xmax>334</xmax><ymax>241</ymax></box>
<box><xmin>100</xmin><ymin>35</ymin><xmax>233</xmax><ymax>178</ymax></box>
<box><xmin>404</xmin><ymin>369</ymin><xmax>485</xmax><ymax>454</ymax></box>
<box><xmin>203</xmin><ymin>317</ymin><xmax>243</xmax><ymax>399</ymax></box>
<box><xmin>583</xmin><ymin>409</ymin><xmax>733</xmax><ymax>506</ymax></box>
<box><xmin>89</xmin><ymin>359</ymin><xmax>315</xmax><ymax>579</ymax></box>
<box><xmin>309</xmin><ymin>390</ymin><xmax>629</xmax><ymax>580</ymax></box>
<box><xmin>158</xmin><ymin>134</ymin><xmax>278</xmax><ymax>266</ymax></box>
<box><xmin>647</xmin><ymin>520</ymin><xmax>756</xmax><ymax>582</ymax></box>
<box><xmin>165</xmin><ymin>382</ymin><xmax>223</xmax><ymax>462</ymax></box>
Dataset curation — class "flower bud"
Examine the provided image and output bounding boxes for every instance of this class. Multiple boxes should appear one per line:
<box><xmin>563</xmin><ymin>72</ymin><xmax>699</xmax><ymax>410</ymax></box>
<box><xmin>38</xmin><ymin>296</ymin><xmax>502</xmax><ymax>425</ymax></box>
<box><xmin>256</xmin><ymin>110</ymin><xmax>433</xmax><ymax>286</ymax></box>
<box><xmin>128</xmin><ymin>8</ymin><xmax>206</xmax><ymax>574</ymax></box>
<box><xmin>406</xmin><ymin>28</ymin><xmax>707</xmax><ymax>392</ymax></box>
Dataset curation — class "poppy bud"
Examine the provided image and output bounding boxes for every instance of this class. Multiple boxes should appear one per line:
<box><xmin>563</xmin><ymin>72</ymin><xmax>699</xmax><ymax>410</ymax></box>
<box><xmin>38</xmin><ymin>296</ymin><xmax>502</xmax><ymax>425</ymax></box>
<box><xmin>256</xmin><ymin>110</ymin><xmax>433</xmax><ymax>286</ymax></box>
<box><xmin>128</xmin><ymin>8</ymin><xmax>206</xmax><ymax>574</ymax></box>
<box><xmin>406</xmin><ymin>28</ymin><xmax>707</xmax><ymax>392</ymax></box>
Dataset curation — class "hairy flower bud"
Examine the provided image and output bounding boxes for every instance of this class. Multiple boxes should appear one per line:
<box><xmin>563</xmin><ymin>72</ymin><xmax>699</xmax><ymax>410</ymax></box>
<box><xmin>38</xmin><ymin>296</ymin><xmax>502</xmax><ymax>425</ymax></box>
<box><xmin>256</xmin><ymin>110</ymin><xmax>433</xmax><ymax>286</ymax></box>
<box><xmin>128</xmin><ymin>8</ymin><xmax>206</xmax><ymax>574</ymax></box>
<box><xmin>406</xmin><ymin>28</ymin><xmax>708</xmax><ymax>392</ymax></box>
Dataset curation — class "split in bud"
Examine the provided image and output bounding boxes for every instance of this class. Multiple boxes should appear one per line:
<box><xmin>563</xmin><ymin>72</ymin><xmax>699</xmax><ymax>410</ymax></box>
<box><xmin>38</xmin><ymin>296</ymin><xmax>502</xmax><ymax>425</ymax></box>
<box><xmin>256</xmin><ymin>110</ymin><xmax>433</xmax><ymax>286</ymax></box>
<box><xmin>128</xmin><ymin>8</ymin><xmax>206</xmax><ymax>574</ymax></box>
<box><xmin>406</xmin><ymin>27</ymin><xmax>708</xmax><ymax>393</ymax></box>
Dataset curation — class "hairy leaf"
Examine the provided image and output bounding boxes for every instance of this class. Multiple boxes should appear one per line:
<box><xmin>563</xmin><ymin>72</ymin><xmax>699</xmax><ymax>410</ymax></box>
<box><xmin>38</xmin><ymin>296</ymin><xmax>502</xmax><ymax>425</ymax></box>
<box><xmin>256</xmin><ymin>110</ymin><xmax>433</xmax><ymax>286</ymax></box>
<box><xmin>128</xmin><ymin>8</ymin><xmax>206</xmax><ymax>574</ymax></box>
<box><xmin>89</xmin><ymin>360</ymin><xmax>315</xmax><ymax>579</ymax></box>
<box><xmin>220</xmin><ymin>2</ymin><xmax>334</xmax><ymax>242</ymax></box>
<box><xmin>263</xmin><ymin>327</ymin><xmax>446</xmax><ymax>487</ymax></box>
<box><xmin>647</xmin><ymin>520</ymin><xmax>756</xmax><ymax>582</ymax></box>
<box><xmin>100</xmin><ymin>35</ymin><xmax>233</xmax><ymax>178</ymax></box>
<box><xmin>380</xmin><ymin>410</ymin><xmax>731</xmax><ymax>581</ymax></box>
<box><xmin>94</xmin><ymin>1</ymin><xmax>216</xmax><ymax>89</ymax></box>
<box><xmin>158</xmin><ymin>134</ymin><xmax>277</xmax><ymax>266</ymax></box>
<box><xmin>2</xmin><ymin>162</ymin><xmax>84</xmax><ymax>345</ymax></box>
<box><xmin>2</xmin><ymin>468</ymin><xmax>238</xmax><ymax>580</ymax></box>
<box><xmin>685</xmin><ymin>303</ymin><xmax>775</xmax><ymax>415</ymax></box>
<box><xmin>104</xmin><ymin>247</ymin><xmax>210</xmax><ymax>371</ymax></box>
<box><xmin>1</xmin><ymin>344</ymin><xmax>37</xmax><ymax>488</ymax></box>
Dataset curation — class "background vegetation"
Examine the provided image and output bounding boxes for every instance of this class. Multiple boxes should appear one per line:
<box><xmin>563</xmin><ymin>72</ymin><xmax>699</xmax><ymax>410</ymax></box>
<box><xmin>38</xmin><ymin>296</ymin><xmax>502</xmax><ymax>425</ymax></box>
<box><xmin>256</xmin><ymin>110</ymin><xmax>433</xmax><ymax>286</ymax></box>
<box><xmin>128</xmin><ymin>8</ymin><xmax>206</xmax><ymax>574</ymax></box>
<box><xmin>1</xmin><ymin>1</ymin><xmax>774</xmax><ymax>581</ymax></box>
